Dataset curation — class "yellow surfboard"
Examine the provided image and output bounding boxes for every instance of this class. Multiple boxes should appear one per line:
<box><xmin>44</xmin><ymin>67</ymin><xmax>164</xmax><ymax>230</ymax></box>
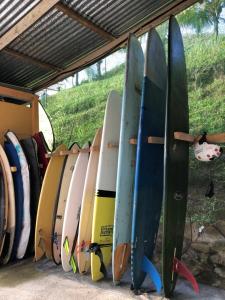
<box><xmin>35</xmin><ymin>144</ymin><xmax>67</xmax><ymax>261</ymax></box>
<box><xmin>91</xmin><ymin>91</ymin><xmax>121</xmax><ymax>281</ymax></box>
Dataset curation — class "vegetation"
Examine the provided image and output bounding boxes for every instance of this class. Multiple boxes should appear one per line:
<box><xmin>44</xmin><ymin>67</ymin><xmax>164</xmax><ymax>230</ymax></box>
<box><xmin>45</xmin><ymin>1</ymin><xmax>225</xmax><ymax>225</ymax></box>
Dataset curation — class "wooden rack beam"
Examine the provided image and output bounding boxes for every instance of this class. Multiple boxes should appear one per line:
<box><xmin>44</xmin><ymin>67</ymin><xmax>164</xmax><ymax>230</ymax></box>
<box><xmin>0</xmin><ymin>0</ymin><xmax>61</xmax><ymax>51</ymax></box>
<box><xmin>4</xmin><ymin>48</ymin><xmax>62</xmax><ymax>71</ymax></box>
<box><xmin>55</xmin><ymin>2</ymin><xmax>115</xmax><ymax>41</ymax></box>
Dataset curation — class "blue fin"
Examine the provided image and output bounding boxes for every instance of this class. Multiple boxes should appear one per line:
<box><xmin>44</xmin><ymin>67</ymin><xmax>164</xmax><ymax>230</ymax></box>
<box><xmin>142</xmin><ymin>255</ymin><xmax>162</xmax><ymax>293</ymax></box>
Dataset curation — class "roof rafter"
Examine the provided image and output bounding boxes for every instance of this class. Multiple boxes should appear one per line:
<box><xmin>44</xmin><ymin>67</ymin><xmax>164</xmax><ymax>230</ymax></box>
<box><xmin>34</xmin><ymin>0</ymin><xmax>198</xmax><ymax>91</ymax></box>
<box><xmin>55</xmin><ymin>2</ymin><xmax>115</xmax><ymax>41</ymax></box>
<box><xmin>4</xmin><ymin>48</ymin><xmax>62</xmax><ymax>71</ymax></box>
<box><xmin>0</xmin><ymin>0</ymin><xmax>61</xmax><ymax>51</ymax></box>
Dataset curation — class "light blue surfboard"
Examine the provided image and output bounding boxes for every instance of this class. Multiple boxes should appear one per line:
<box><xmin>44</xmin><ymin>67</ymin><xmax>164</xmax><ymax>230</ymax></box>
<box><xmin>113</xmin><ymin>34</ymin><xmax>144</xmax><ymax>283</ymax></box>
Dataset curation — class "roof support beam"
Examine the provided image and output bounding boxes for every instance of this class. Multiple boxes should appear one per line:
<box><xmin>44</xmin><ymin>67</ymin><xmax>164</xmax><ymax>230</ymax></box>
<box><xmin>34</xmin><ymin>0</ymin><xmax>198</xmax><ymax>91</ymax></box>
<box><xmin>4</xmin><ymin>48</ymin><xmax>62</xmax><ymax>71</ymax></box>
<box><xmin>55</xmin><ymin>2</ymin><xmax>115</xmax><ymax>41</ymax></box>
<box><xmin>0</xmin><ymin>0</ymin><xmax>60</xmax><ymax>51</ymax></box>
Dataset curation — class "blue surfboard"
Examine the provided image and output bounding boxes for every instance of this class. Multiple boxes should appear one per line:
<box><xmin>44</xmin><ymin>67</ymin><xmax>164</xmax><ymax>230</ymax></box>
<box><xmin>131</xmin><ymin>28</ymin><xmax>167</xmax><ymax>291</ymax></box>
<box><xmin>4</xmin><ymin>142</ymin><xmax>24</xmax><ymax>261</ymax></box>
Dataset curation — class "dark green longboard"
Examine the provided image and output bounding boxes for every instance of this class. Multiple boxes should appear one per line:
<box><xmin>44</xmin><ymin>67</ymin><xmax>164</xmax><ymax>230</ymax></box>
<box><xmin>162</xmin><ymin>16</ymin><xmax>189</xmax><ymax>297</ymax></box>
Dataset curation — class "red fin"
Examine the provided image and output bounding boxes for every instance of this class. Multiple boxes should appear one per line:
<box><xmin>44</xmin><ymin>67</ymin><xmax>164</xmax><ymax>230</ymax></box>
<box><xmin>173</xmin><ymin>257</ymin><xmax>199</xmax><ymax>294</ymax></box>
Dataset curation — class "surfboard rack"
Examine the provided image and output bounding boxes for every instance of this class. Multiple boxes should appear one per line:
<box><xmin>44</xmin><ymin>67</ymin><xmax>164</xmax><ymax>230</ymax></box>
<box><xmin>45</xmin><ymin>145</ymin><xmax>100</xmax><ymax>158</ymax></box>
<box><xmin>107</xmin><ymin>142</ymin><xmax>119</xmax><ymax>148</ymax></box>
<box><xmin>10</xmin><ymin>166</ymin><xmax>17</xmax><ymax>173</ymax></box>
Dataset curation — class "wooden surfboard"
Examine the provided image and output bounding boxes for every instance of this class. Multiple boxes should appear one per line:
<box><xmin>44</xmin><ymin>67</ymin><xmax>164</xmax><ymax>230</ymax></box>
<box><xmin>35</xmin><ymin>144</ymin><xmax>67</xmax><ymax>261</ymax></box>
<box><xmin>77</xmin><ymin>128</ymin><xmax>102</xmax><ymax>274</ymax></box>
<box><xmin>0</xmin><ymin>163</ymin><xmax>7</xmax><ymax>256</ymax></box>
<box><xmin>0</xmin><ymin>144</ymin><xmax>15</xmax><ymax>264</ymax></box>
<box><xmin>52</xmin><ymin>143</ymin><xmax>80</xmax><ymax>265</ymax></box>
<box><xmin>131</xmin><ymin>29</ymin><xmax>167</xmax><ymax>291</ymax></box>
<box><xmin>162</xmin><ymin>16</ymin><xmax>189</xmax><ymax>297</ymax></box>
<box><xmin>4</xmin><ymin>142</ymin><xmax>24</xmax><ymax>261</ymax></box>
<box><xmin>113</xmin><ymin>34</ymin><xmax>144</xmax><ymax>283</ymax></box>
<box><xmin>5</xmin><ymin>131</ymin><xmax>30</xmax><ymax>260</ymax></box>
<box><xmin>91</xmin><ymin>91</ymin><xmax>122</xmax><ymax>281</ymax></box>
<box><xmin>61</xmin><ymin>144</ymin><xmax>89</xmax><ymax>272</ymax></box>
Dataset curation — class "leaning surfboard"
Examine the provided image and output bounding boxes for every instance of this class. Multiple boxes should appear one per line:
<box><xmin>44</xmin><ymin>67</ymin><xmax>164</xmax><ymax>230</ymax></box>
<box><xmin>5</xmin><ymin>131</ymin><xmax>30</xmax><ymax>260</ymax></box>
<box><xmin>20</xmin><ymin>137</ymin><xmax>41</xmax><ymax>256</ymax></box>
<box><xmin>91</xmin><ymin>90</ymin><xmax>122</xmax><ymax>282</ymax></box>
<box><xmin>113</xmin><ymin>34</ymin><xmax>144</xmax><ymax>283</ymax></box>
<box><xmin>77</xmin><ymin>128</ymin><xmax>102</xmax><ymax>274</ymax></box>
<box><xmin>0</xmin><ymin>163</ymin><xmax>7</xmax><ymax>256</ymax></box>
<box><xmin>131</xmin><ymin>29</ymin><xmax>166</xmax><ymax>292</ymax></box>
<box><xmin>162</xmin><ymin>16</ymin><xmax>198</xmax><ymax>297</ymax></box>
<box><xmin>61</xmin><ymin>144</ymin><xmax>89</xmax><ymax>273</ymax></box>
<box><xmin>4</xmin><ymin>141</ymin><xmax>23</xmax><ymax>261</ymax></box>
<box><xmin>35</xmin><ymin>144</ymin><xmax>67</xmax><ymax>261</ymax></box>
<box><xmin>0</xmin><ymin>144</ymin><xmax>15</xmax><ymax>264</ymax></box>
<box><xmin>52</xmin><ymin>143</ymin><xmax>80</xmax><ymax>265</ymax></box>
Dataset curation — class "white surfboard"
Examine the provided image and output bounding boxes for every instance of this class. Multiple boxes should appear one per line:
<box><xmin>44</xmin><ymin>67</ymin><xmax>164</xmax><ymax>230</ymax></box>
<box><xmin>0</xmin><ymin>144</ymin><xmax>15</xmax><ymax>264</ymax></box>
<box><xmin>77</xmin><ymin>128</ymin><xmax>102</xmax><ymax>274</ymax></box>
<box><xmin>61</xmin><ymin>144</ymin><xmax>89</xmax><ymax>272</ymax></box>
<box><xmin>52</xmin><ymin>143</ymin><xmax>80</xmax><ymax>265</ymax></box>
<box><xmin>5</xmin><ymin>131</ymin><xmax>30</xmax><ymax>259</ymax></box>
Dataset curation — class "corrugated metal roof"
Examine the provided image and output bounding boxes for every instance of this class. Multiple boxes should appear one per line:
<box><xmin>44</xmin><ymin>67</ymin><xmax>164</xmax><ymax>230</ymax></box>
<box><xmin>0</xmin><ymin>0</ymin><xmax>41</xmax><ymax>37</ymax></box>
<box><xmin>0</xmin><ymin>0</ymin><xmax>197</xmax><ymax>91</ymax></box>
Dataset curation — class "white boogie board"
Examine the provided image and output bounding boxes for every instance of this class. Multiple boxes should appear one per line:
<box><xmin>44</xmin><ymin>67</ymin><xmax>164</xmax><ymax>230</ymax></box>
<box><xmin>77</xmin><ymin>128</ymin><xmax>102</xmax><ymax>274</ymax></box>
<box><xmin>52</xmin><ymin>143</ymin><xmax>80</xmax><ymax>265</ymax></box>
<box><xmin>5</xmin><ymin>131</ymin><xmax>30</xmax><ymax>259</ymax></box>
<box><xmin>61</xmin><ymin>144</ymin><xmax>89</xmax><ymax>272</ymax></box>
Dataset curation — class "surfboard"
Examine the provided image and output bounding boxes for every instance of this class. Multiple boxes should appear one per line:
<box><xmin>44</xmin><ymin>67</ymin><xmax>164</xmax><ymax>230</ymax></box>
<box><xmin>61</xmin><ymin>144</ymin><xmax>89</xmax><ymax>272</ymax></box>
<box><xmin>21</xmin><ymin>137</ymin><xmax>41</xmax><ymax>256</ymax></box>
<box><xmin>112</xmin><ymin>34</ymin><xmax>144</xmax><ymax>284</ymax></box>
<box><xmin>162</xmin><ymin>16</ymin><xmax>190</xmax><ymax>297</ymax></box>
<box><xmin>38</xmin><ymin>102</ymin><xmax>55</xmax><ymax>152</ymax></box>
<box><xmin>4</xmin><ymin>141</ymin><xmax>24</xmax><ymax>261</ymax></box>
<box><xmin>35</xmin><ymin>144</ymin><xmax>67</xmax><ymax>261</ymax></box>
<box><xmin>33</xmin><ymin>132</ymin><xmax>50</xmax><ymax>180</ymax></box>
<box><xmin>91</xmin><ymin>90</ymin><xmax>122</xmax><ymax>282</ymax></box>
<box><xmin>52</xmin><ymin>143</ymin><xmax>80</xmax><ymax>265</ymax></box>
<box><xmin>0</xmin><ymin>163</ymin><xmax>7</xmax><ymax>256</ymax></box>
<box><xmin>77</xmin><ymin>128</ymin><xmax>102</xmax><ymax>274</ymax></box>
<box><xmin>131</xmin><ymin>29</ymin><xmax>166</xmax><ymax>292</ymax></box>
<box><xmin>5</xmin><ymin>131</ymin><xmax>30</xmax><ymax>260</ymax></box>
<box><xmin>0</xmin><ymin>144</ymin><xmax>15</xmax><ymax>264</ymax></box>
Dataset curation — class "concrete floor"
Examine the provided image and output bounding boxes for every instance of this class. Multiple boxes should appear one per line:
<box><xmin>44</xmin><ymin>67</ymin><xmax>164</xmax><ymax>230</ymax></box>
<box><xmin>0</xmin><ymin>258</ymin><xmax>224</xmax><ymax>300</ymax></box>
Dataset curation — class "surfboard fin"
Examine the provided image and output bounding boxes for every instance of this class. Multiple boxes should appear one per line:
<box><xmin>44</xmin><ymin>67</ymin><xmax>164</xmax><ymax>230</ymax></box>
<box><xmin>63</xmin><ymin>237</ymin><xmax>70</xmax><ymax>256</ymax></box>
<box><xmin>142</xmin><ymin>255</ymin><xmax>162</xmax><ymax>293</ymax></box>
<box><xmin>173</xmin><ymin>257</ymin><xmax>199</xmax><ymax>294</ymax></box>
<box><xmin>70</xmin><ymin>255</ymin><xmax>77</xmax><ymax>273</ymax></box>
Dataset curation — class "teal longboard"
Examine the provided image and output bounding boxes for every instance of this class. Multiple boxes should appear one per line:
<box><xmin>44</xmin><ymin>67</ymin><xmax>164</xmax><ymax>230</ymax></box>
<box><xmin>113</xmin><ymin>34</ymin><xmax>144</xmax><ymax>283</ymax></box>
<box><xmin>162</xmin><ymin>16</ymin><xmax>199</xmax><ymax>297</ymax></box>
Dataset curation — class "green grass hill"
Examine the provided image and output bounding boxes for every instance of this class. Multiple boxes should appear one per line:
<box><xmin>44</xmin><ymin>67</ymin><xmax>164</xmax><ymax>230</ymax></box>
<box><xmin>45</xmin><ymin>34</ymin><xmax>225</xmax><ymax>224</ymax></box>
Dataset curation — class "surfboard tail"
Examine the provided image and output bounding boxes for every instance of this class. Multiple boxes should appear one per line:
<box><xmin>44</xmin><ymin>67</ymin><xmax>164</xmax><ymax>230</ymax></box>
<box><xmin>113</xmin><ymin>243</ymin><xmax>131</xmax><ymax>283</ymax></box>
<box><xmin>173</xmin><ymin>257</ymin><xmax>199</xmax><ymax>294</ymax></box>
<box><xmin>142</xmin><ymin>255</ymin><xmax>162</xmax><ymax>293</ymax></box>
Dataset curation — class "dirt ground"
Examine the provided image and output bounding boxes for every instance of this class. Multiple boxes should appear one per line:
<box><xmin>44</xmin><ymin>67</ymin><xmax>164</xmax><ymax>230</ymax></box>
<box><xmin>0</xmin><ymin>258</ymin><xmax>224</xmax><ymax>300</ymax></box>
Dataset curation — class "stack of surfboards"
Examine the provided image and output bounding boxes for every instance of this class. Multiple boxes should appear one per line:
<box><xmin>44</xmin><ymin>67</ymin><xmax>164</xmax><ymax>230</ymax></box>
<box><xmin>33</xmin><ymin>16</ymin><xmax>199</xmax><ymax>298</ymax></box>
<box><xmin>0</xmin><ymin>130</ymin><xmax>44</xmax><ymax>264</ymax></box>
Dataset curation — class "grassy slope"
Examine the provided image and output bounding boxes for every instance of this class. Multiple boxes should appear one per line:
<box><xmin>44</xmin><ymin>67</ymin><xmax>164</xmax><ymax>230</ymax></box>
<box><xmin>46</xmin><ymin>35</ymin><xmax>225</xmax><ymax>224</ymax></box>
<box><xmin>46</xmin><ymin>65</ymin><xmax>124</xmax><ymax>147</ymax></box>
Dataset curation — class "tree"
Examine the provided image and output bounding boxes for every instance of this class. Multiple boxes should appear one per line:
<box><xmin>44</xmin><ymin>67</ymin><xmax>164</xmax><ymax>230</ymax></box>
<box><xmin>178</xmin><ymin>0</ymin><xmax>225</xmax><ymax>37</ymax></box>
